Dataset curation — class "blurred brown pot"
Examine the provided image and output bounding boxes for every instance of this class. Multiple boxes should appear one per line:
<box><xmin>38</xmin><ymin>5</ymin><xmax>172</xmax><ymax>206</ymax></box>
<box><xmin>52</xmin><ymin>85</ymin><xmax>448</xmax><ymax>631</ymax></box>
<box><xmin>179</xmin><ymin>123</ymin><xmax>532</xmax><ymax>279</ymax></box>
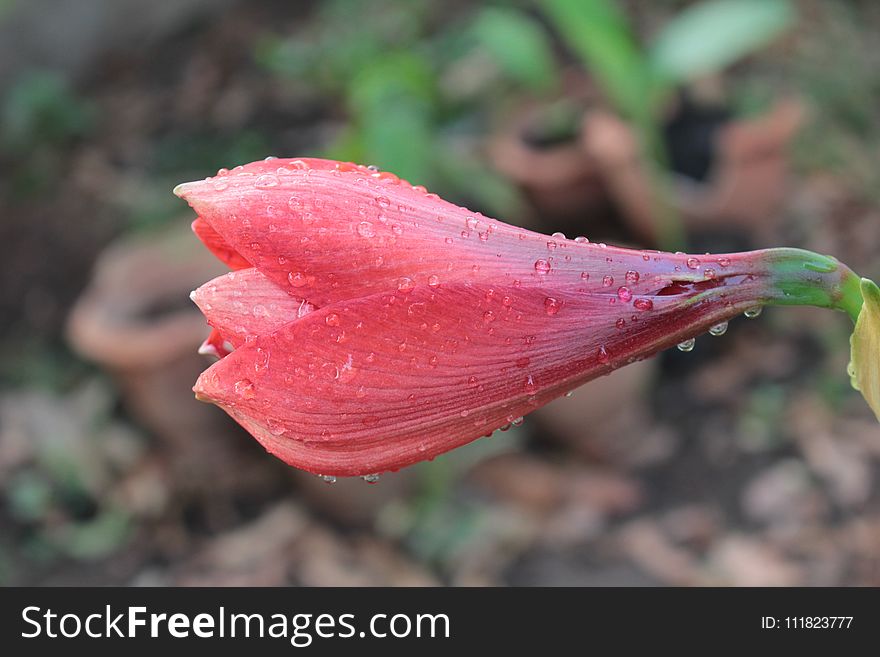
<box><xmin>583</xmin><ymin>99</ymin><xmax>805</xmax><ymax>246</ymax></box>
<box><xmin>66</xmin><ymin>224</ymin><xmax>239</xmax><ymax>470</ymax></box>
<box><xmin>488</xmin><ymin>103</ymin><xmax>607</xmax><ymax>222</ymax></box>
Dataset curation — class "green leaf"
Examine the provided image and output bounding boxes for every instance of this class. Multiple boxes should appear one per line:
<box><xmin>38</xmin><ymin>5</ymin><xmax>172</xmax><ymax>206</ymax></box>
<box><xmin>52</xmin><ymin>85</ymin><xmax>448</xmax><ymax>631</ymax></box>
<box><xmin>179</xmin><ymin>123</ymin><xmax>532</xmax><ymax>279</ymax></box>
<box><xmin>648</xmin><ymin>0</ymin><xmax>794</xmax><ymax>83</ymax></box>
<box><xmin>850</xmin><ymin>278</ymin><xmax>880</xmax><ymax>422</ymax></box>
<box><xmin>348</xmin><ymin>53</ymin><xmax>435</xmax><ymax>184</ymax></box>
<box><xmin>471</xmin><ymin>7</ymin><xmax>558</xmax><ymax>92</ymax></box>
<box><xmin>541</xmin><ymin>0</ymin><xmax>654</xmax><ymax>121</ymax></box>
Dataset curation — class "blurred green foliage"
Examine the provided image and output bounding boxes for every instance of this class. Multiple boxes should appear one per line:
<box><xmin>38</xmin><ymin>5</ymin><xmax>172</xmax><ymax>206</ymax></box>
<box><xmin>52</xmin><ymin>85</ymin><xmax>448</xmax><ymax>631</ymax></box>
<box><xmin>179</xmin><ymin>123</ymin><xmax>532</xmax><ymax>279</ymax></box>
<box><xmin>1</xmin><ymin>70</ymin><xmax>96</xmax><ymax>197</ymax></box>
<box><xmin>1</xmin><ymin>71</ymin><xmax>94</xmax><ymax>153</ymax></box>
<box><xmin>789</xmin><ymin>2</ymin><xmax>880</xmax><ymax>206</ymax></box>
<box><xmin>541</xmin><ymin>0</ymin><xmax>794</xmax><ymax>248</ymax></box>
<box><xmin>255</xmin><ymin>0</ymin><xmax>567</xmax><ymax>215</ymax></box>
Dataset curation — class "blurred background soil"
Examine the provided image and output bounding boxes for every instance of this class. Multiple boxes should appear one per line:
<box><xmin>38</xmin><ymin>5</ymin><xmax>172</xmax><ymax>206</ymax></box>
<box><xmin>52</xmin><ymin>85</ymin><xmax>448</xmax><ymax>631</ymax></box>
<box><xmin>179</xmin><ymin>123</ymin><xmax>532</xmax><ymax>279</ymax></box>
<box><xmin>2</xmin><ymin>0</ymin><xmax>880</xmax><ymax>586</ymax></box>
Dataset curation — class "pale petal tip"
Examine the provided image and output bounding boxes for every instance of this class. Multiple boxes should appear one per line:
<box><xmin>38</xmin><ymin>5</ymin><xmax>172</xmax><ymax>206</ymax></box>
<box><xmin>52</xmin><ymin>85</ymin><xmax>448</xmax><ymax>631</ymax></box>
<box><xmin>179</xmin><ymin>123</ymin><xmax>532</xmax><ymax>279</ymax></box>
<box><xmin>197</xmin><ymin>339</ymin><xmax>219</xmax><ymax>358</ymax></box>
<box><xmin>173</xmin><ymin>181</ymin><xmax>199</xmax><ymax>199</ymax></box>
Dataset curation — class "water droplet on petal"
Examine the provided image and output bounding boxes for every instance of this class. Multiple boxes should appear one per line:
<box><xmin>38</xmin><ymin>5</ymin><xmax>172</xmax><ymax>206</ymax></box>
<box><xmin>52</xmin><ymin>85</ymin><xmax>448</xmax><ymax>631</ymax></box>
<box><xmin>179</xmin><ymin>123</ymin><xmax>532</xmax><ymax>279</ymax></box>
<box><xmin>511</xmin><ymin>416</ymin><xmax>524</xmax><ymax>427</ymax></box>
<box><xmin>397</xmin><ymin>277</ymin><xmax>415</xmax><ymax>293</ymax></box>
<box><xmin>625</xmin><ymin>270</ymin><xmax>640</xmax><ymax>284</ymax></box>
<box><xmin>325</xmin><ymin>313</ymin><xmax>340</xmax><ymax>327</ymax></box>
<box><xmin>633</xmin><ymin>298</ymin><xmax>653</xmax><ymax>311</ymax></box>
<box><xmin>602</xmin><ymin>275</ymin><xmax>614</xmax><ymax>287</ymax></box>
<box><xmin>597</xmin><ymin>345</ymin><xmax>610</xmax><ymax>364</ymax></box>
<box><xmin>617</xmin><ymin>286</ymin><xmax>632</xmax><ymax>302</ymax></box>
<box><xmin>534</xmin><ymin>259</ymin><xmax>551</xmax><ymax>274</ymax></box>
<box><xmin>744</xmin><ymin>306</ymin><xmax>762</xmax><ymax>319</ymax></box>
<box><xmin>212</xmin><ymin>179</ymin><xmax>228</xmax><ymax>191</ymax></box>
<box><xmin>564</xmin><ymin>390</ymin><xmax>573</xmax><ymax>398</ymax></box>
<box><xmin>254</xmin><ymin>174</ymin><xmax>279</xmax><ymax>189</ymax></box>
<box><xmin>718</xmin><ymin>257</ymin><xmax>731</xmax><ymax>268</ymax></box>
<box><xmin>321</xmin><ymin>475</ymin><xmax>337</xmax><ymax>484</ymax></box>
<box><xmin>267</xmin><ymin>418</ymin><xmax>286</xmax><ymax>436</ymax></box>
<box><xmin>677</xmin><ymin>338</ymin><xmax>696</xmax><ymax>352</ymax></box>
<box><xmin>428</xmin><ymin>275</ymin><xmax>440</xmax><ymax>288</ymax></box>
<box><xmin>709</xmin><ymin>321</ymin><xmax>728</xmax><ymax>336</ymax></box>
<box><xmin>234</xmin><ymin>379</ymin><xmax>255</xmax><ymax>399</ymax></box>
<box><xmin>574</xmin><ymin>236</ymin><xmax>589</xmax><ymax>243</ymax></box>
<box><xmin>544</xmin><ymin>297</ymin><xmax>561</xmax><ymax>315</ymax></box>
<box><xmin>686</xmin><ymin>257</ymin><xmax>700</xmax><ymax>270</ymax></box>
<box><xmin>362</xmin><ymin>473</ymin><xmax>381</xmax><ymax>484</ymax></box>
<box><xmin>288</xmin><ymin>271</ymin><xmax>309</xmax><ymax>288</ymax></box>
<box><xmin>357</xmin><ymin>221</ymin><xmax>375</xmax><ymax>238</ymax></box>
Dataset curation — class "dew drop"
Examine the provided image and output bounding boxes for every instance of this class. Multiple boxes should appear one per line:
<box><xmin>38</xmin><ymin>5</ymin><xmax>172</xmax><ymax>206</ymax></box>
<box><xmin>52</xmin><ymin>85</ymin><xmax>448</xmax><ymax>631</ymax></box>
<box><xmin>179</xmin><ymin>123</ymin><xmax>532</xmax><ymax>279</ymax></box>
<box><xmin>212</xmin><ymin>179</ymin><xmax>228</xmax><ymax>191</ymax></box>
<box><xmin>574</xmin><ymin>236</ymin><xmax>589</xmax><ymax>243</ymax></box>
<box><xmin>376</xmin><ymin>196</ymin><xmax>391</xmax><ymax>208</ymax></box>
<box><xmin>616</xmin><ymin>318</ymin><xmax>626</xmax><ymax>329</ymax></box>
<box><xmin>325</xmin><ymin>313</ymin><xmax>340</xmax><ymax>327</ymax></box>
<box><xmin>254</xmin><ymin>174</ymin><xmax>278</xmax><ymax>189</ymax></box>
<box><xmin>633</xmin><ymin>298</ymin><xmax>654</xmax><ymax>311</ymax></box>
<box><xmin>602</xmin><ymin>275</ymin><xmax>614</xmax><ymax>287</ymax></box>
<box><xmin>597</xmin><ymin>345</ymin><xmax>610</xmax><ymax>364</ymax></box>
<box><xmin>617</xmin><ymin>286</ymin><xmax>632</xmax><ymax>302</ymax></box>
<box><xmin>677</xmin><ymin>338</ymin><xmax>696</xmax><ymax>352</ymax></box>
<box><xmin>704</xmin><ymin>268</ymin><xmax>716</xmax><ymax>280</ymax></box>
<box><xmin>534</xmin><ymin>259</ymin><xmax>551</xmax><ymax>274</ymax></box>
<box><xmin>267</xmin><ymin>418</ymin><xmax>286</xmax><ymax>436</ymax></box>
<box><xmin>744</xmin><ymin>306</ymin><xmax>762</xmax><ymax>319</ymax></box>
<box><xmin>686</xmin><ymin>257</ymin><xmax>700</xmax><ymax>270</ymax></box>
<box><xmin>321</xmin><ymin>475</ymin><xmax>337</xmax><ymax>484</ymax></box>
<box><xmin>564</xmin><ymin>391</ymin><xmax>573</xmax><ymax>398</ymax></box>
<box><xmin>709</xmin><ymin>321</ymin><xmax>728</xmax><ymax>336</ymax></box>
<box><xmin>544</xmin><ymin>297</ymin><xmax>561</xmax><ymax>315</ymax></box>
<box><xmin>234</xmin><ymin>379</ymin><xmax>255</xmax><ymax>399</ymax></box>
<box><xmin>397</xmin><ymin>277</ymin><xmax>415</xmax><ymax>293</ymax></box>
<box><xmin>254</xmin><ymin>347</ymin><xmax>269</xmax><ymax>372</ymax></box>
<box><xmin>428</xmin><ymin>274</ymin><xmax>440</xmax><ymax>288</ymax></box>
<box><xmin>482</xmin><ymin>310</ymin><xmax>496</xmax><ymax>324</ymax></box>
<box><xmin>718</xmin><ymin>257</ymin><xmax>731</xmax><ymax>268</ymax></box>
<box><xmin>511</xmin><ymin>416</ymin><xmax>524</xmax><ymax>427</ymax></box>
<box><xmin>357</xmin><ymin>221</ymin><xmax>375</xmax><ymax>238</ymax></box>
<box><xmin>625</xmin><ymin>270</ymin><xmax>640</xmax><ymax>284</ymax></box>
<box><xmin>362</xmin><ymin>473</ymin><xmax>381</xmax><ymax>484</ymax></box>
<box><xmin>288</xmin><ymin>272</ymin><xmax>309</xmax><ymax>288</ymax></box>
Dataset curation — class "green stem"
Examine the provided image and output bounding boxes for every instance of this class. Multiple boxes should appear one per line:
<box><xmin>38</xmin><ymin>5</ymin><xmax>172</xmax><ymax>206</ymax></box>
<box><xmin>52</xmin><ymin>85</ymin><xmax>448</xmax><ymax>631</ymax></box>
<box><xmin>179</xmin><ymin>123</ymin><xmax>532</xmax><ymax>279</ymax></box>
<box><xmin>763</xmin><ymin>248</ymin><xmax>864</xmax><ymax>323</ymax></box>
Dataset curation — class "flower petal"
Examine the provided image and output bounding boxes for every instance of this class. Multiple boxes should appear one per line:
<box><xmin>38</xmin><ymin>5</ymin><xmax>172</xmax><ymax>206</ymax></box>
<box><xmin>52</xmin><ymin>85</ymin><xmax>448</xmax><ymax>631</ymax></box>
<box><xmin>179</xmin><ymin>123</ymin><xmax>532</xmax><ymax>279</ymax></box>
<box><xmin>191</xmin><ymin>217</ymin><xmax>252</xmax><ymax>270</ymax></box>
<box><xmin>191</xmin><ymin>268</ymin><xmax>314</xmax><ymax>350</ymax></box>
<box><xmin>175</xmin><ymin>158</ymin><xmax>733</xmax><ymax>307</ymax></box>
<box><xmin>194</xmin><ymin>278</ymin><xmax>764</xmax><ymax>476</ymax></box>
